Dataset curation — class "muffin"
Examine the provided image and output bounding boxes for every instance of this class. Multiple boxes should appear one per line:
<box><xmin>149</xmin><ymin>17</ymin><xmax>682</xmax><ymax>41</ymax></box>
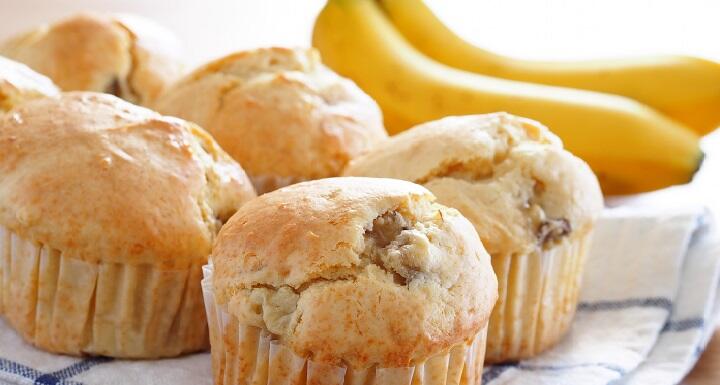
<box><xmin>1</xmin><ymin>13</ymin><xmax>183</xmax><ymax>106</ymax></box>
<box><xmin>203</xmin><ymin>177</ymin><xmax>498</xmax><ymax>384</ymax></box>
<box><xmin>0</xmin><ymin>92</ymin><xmax>256</xmax><ymax>358</ymax></box>
<box><xmin>0</xmin><ymin>55</ymin><xmax>59</xmax><ymax>112</ymax></box>
<box><xmin>154</xmin><ymin>47</ymin><xmax>388</xmax><ymax>194</ymax></box>
<box><xmin>344</xmin><ymin>113</ymin><xmax>604</xmax><ymax>362</ymax></box>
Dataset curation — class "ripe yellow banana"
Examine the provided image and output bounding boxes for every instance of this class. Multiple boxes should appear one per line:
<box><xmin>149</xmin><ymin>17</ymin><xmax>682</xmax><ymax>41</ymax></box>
<box><xmin>378</xmin><ymin>0</ymin><xmax>720</xmax><ymax>135</ymax></box>
<box><xmin>312</xmin><ymin>0</ymin><xmax>703</xmax><ymax>195</ymax></box>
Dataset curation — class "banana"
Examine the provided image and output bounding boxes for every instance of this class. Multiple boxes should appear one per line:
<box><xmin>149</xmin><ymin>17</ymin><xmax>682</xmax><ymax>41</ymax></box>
<box><xmin>312</xmin><ymin>0</ymin><xmax>703</xmax><ymax>195</ymax></box>
<box><xmin>378</xmin><ymin>0</ymin><xmax>720</xmax><ymax>135</ymax></box>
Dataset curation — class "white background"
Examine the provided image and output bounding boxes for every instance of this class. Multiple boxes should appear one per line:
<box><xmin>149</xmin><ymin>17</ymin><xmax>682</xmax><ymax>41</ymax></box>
<box><xmin>0</xmin><ymin>0</ymin><xmax>719</xmax><ymax>67</ymax></box>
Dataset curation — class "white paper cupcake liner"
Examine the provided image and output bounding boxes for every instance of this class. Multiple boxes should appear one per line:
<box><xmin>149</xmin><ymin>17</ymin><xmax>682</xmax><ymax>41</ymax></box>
<box><xmin>0</xmin><ymin>225</ymin><xmax>209</xmax><ymax>358</ymax></box>
<box><xmin>485</xmin><ymin>233</ymin><xmax>592</xmax><ymax>363</ymax></box>
<box><xmin>202</xmin><ymin>263</ymin><xmax>488</xmax><ymax>385</ymax></box>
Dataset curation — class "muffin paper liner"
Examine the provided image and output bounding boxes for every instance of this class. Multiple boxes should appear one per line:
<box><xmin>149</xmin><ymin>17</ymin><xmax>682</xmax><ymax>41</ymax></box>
<box><xmin>202</xmin><ymin>263</ymin><xmax>488</xmax><ymax>385</ymax></box>
<box><xmin>485</xmin><ymin>233</ymin><xmax>592</xmax><ymax>363</ymax></box>
<box><xmin>0</xmin><ymin>225</ymin><xmax>208</xmax><ymax>358</ymax></box>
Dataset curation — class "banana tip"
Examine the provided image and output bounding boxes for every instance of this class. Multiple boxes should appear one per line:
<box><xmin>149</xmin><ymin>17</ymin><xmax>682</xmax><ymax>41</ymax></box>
<box><xmin>692</xmin><ymin>150</ymin><xmax>706</xmax><ymax>180</ymax></box>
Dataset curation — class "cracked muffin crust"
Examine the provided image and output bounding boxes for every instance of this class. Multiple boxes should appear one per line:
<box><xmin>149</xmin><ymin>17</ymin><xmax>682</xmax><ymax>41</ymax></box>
<box><xmin>0</xmin><ymin>92</ymin><xmax>256</xmax><ymax>266</ymax></box>
<box><xmin>211</xmin><ymin>177</ymin><xmax>498</xmax><ymax>369</ymax></box>
<box><xmin>0</xmin><ymin>56</ymin><xmax>59</xmax><ymax>112</ymax></box>
<box><xmin>344</xmin><ymin>113</ymin><xmax>603</xmax><ymax>258</ymax></box>
<box><xmin>343</xmin><ymin>113</ymin><xmax>603</xmax><ymax>362</ymax></box>
<box><xmin>0</xmin><ymin>92</ymin><xmax>256</xmax><ymax>357</ymax></box>
<box><xmin>154</xmin><ymin>47</ymin><xmax>388</xmax><ymax>194</ymax></box>
<box><xmin>0</xmin><ymin>13</ymin><xmax>183</xmax><ymax>106</ymax></box>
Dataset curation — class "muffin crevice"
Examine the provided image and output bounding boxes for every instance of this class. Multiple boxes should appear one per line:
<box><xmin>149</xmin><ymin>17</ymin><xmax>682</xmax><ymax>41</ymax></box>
<box><xmin>109</xmin><ymin>19</ymin><xmax>141</xmax><ymax>103</ymax></box>
<box><xmin>212</xmin><ymin>76</ymin><xmax>241</xmax><ymax>115</ymax></box>
<box><xmin>103</xmin><ymin>76</ymin><xmax>122</xmax><ymax>97</ymax></box>
<box><xmin>414</xmin><ymin>155</ymin><xmax>505</xmax><ymax>185</ymax></box>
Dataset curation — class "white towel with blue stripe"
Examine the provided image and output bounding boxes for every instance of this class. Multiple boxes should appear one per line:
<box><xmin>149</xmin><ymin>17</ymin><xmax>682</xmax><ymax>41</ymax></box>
<box><xmin>482</xmin><ymin>202</ymin><xmax>720</xmax><ymax>385</ymax></box>
<box><xmin>1</xmin><ymin>195</ymin><xmax>719</xmax><ymax>385</ymax></box>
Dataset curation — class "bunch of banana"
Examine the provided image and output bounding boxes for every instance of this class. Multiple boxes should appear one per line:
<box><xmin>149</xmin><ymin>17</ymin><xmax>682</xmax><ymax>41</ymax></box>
<box><xmin>380</xmin><ymin>0</ymin><xmax>720</xmax><ymax>136</ymax></box>
<box><xmin>312</xmin><ymin>0</ymin><xmax>707</xmax><ymax>195</ymax></box>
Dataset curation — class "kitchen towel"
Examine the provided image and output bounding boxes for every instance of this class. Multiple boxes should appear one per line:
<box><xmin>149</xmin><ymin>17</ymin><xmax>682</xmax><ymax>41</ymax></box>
<box><xmin>0</xmin><ymin>201</ymin><xmax>718</xmax><ymax>385</ymax></box>
<box><xmin>482</xmin><ymin>203</ymin><xmax>720</xmax><ymax>385</ymax></box>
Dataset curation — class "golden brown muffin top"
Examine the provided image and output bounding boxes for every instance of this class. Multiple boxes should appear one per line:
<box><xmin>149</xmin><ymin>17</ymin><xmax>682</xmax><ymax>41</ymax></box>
<box><xmin>1</xmin><ymin>13</ymin><xmax>183</xmax><ymax>106</ymax></box>
<box><xmin>0</xmin><ymin>55</ymin><xmax>59</xmax><ymax>112</ymax></box>
<box><xmin>212</xmin><ymin>177</ymin><xmax>497</xmax><ymax>368</ymax></box>
<box><xmin>344</xmin><ymin>113</ymin><xmax>604</xmax><ymax>257</ymax></box>
<box><xmin>0</xmin><ymin>92</ymin><xmax>256</xmax><ymax>267</ymax></box>
<box><xmin>154</xmin><ymin>47</ymin><xmax>388</xmax><ymax>193</ymax></box>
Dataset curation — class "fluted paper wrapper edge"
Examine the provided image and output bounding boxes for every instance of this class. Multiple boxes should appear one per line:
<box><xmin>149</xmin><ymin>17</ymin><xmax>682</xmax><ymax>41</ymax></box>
<box><xmin>202</xmin><ymin>262</ymin><xmax>487</xmax><ymax>385</ymax></box>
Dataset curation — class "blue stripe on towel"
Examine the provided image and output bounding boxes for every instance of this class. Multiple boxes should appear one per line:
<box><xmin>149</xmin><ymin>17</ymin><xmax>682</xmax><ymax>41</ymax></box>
<box><xmin>577</xmin><ymin>297</ymin><xmax>673</xmax><ymax>312</ymax></box>
<box><xmin>34</xmin><ymin>357</ymin><xmax>113</xmax><ymax>385</ymax></box>
<box><xmin>482</xmin><ymin>299</ymin><xmax>708</xmax><ymax>384</ymax></box>
<box><xmin>661</xmin><ymin>317</ymin><xmax>705</xmax><ymax>332</ymax></box>
<box><xmin>0</xmin><ymin>356</ymin><xmax>111</xmax><ymax>385</ymax></box>
<box><xmin>482</xmin><ymin>363</ymin><xmax>517</xmax><ymax>383</ymax></box>
<box><xmin>483</xmin><ymin>361</ymin><xmax>627</xmax><ymax>383</ymax></box>
<box><xmin>518</xmin><ymin>362</ymin><xmax>626</xmax><ymax>373</ymax></box>
<box><xmin>34</xmin><ymin>374</ymin><xmax>78</xmax><ymax>385</ymax></box>
<box><xmin>0</xmin><ymin>358</ymin><xmax>45</xmax><ymax>381</ymax></box>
